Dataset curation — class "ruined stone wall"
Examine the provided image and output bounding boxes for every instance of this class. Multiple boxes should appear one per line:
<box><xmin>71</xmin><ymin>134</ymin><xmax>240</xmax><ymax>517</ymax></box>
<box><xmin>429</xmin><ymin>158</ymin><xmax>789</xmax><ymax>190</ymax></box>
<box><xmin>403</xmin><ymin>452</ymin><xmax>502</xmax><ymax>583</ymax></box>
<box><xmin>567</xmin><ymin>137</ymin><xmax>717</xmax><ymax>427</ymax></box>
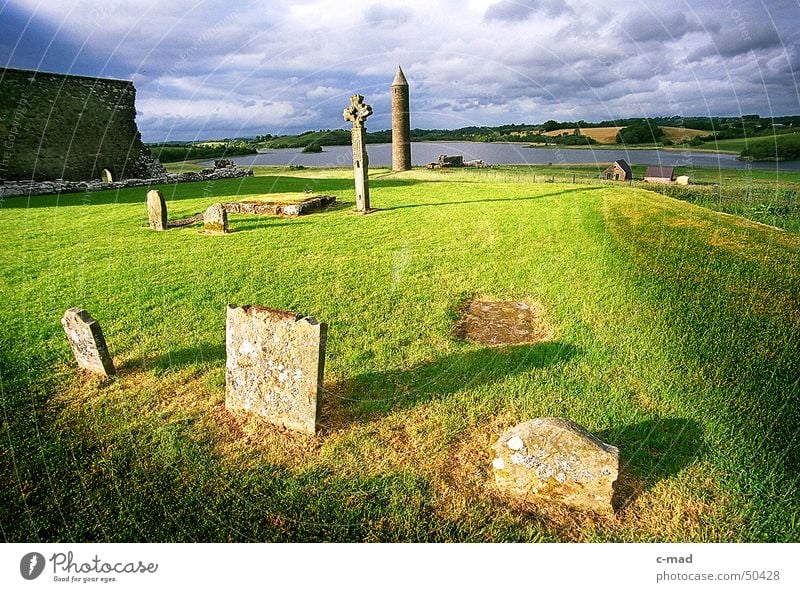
<box><xmin>0</xmin><ymin>68</ymin><xmax>163</xmax><ymax>182</ymax></box>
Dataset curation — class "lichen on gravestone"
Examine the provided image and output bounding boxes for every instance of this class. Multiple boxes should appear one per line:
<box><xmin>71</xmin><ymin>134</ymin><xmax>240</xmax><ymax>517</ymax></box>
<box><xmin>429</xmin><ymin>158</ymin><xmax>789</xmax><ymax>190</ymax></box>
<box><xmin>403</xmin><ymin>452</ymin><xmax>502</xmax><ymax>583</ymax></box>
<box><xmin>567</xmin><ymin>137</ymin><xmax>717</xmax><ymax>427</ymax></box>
<box><xmin>225</xmin><ymin>305</ymin><xmax>327</xmax><ymax>434</ymax></box>
<box><xmin>491</xmin><ymin>417</ymin><xmax>619</xmax><ymax>514</ymax></box>
<box><xmin>204</xmin><ymin>203</ymin><xmax>228</xmax><ymax>233</ymax></box>
<box><xmin>146</xmin><ymin>189</ymin><xmax>167</xmax><ymax>230</ymax></box>
<box><xmin>60</xmin><ymin>307</ymin><xmax>116</xmax><ymax>376</ymax></box>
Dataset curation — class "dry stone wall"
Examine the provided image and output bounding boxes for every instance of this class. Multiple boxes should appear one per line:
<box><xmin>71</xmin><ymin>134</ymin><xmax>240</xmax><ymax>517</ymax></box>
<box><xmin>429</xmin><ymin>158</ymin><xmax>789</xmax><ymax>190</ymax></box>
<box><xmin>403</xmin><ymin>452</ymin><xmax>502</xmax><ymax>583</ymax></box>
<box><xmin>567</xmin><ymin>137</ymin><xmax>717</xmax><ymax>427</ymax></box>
<box><xmin>0</xmin><ymin>162</ymin><xmax>253</xmax><ymax>199</ymax></box>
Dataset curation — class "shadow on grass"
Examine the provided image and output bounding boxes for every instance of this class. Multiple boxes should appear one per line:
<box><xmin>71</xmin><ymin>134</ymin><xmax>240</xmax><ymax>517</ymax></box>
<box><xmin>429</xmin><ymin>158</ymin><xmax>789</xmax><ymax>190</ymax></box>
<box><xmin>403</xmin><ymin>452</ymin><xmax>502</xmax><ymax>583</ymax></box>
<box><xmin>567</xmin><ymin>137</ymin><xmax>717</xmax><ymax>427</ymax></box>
<box><xmin>382</xmin><ymin>186</ymin><xmax>606</xmax><ymax>210</ymax></box>
<box><xmin>598</xmin><ymin>417</ymin><xmax>705</xmax><ymax>511</ymax></box>
<box><xmin>226</xmin><ymin>219</ymin><xmax>310</xmax><ymax>233</ymax></box>
<box><xmin>1</xmin><ymin>174</ymin><xmax>426</xmax><ymax>208</ymax></box>
<box><xmin>322</xmin><ymin>341</ymin><xmax>579</xmax><ymax>430</ymax></box>
<box><xmin>133</xmin><ymin>343</ymin><xmax>227</xmax><ymax>371</ymax></box>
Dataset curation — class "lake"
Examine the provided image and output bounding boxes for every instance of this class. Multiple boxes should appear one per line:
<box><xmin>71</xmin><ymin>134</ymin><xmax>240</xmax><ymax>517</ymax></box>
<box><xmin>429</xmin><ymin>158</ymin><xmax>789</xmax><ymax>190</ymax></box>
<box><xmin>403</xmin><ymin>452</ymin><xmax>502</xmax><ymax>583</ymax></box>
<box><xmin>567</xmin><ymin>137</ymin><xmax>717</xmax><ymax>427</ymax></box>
<box><xmin>217</xmin><ymin>142</ymin><xmax>800</xmax><ymax>171</ymax></box>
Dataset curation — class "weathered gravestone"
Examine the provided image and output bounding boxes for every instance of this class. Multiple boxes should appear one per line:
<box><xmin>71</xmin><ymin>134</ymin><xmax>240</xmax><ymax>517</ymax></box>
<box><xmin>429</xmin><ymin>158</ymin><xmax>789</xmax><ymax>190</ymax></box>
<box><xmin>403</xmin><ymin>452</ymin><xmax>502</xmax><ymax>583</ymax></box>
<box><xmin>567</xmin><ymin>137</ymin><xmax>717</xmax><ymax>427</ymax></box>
<box><xmin>225</xmin><ymin>305</ymin><xmax>327</xmax><ymax>434</ymax></box>
<box><xmin>204</xmin><ymin>203</ymin><xmax>228</xmax><ymax>233</ymax></box>
<box><xmin>101</xmin><ymin>168</ymin><xmax>113</xmax><ymax>183</ymax></box>
<box><xmin>61</xmin><ymin>308</ymin><xmax>116</xmax><ymax>376</ymax></box>
<box><xmin>343</xmin><ymin>94</ymin><xmax>373</xmax><ymax>212</ymax></box>
<box><xmin>491</xmin><ymin>417</ymin><xmax>619</xmax><ymax>514</ymax></box>
<box><xmin>146</xmin><ymin>189</ymin><xmax>168</xmax><ymax>230</ymax></box>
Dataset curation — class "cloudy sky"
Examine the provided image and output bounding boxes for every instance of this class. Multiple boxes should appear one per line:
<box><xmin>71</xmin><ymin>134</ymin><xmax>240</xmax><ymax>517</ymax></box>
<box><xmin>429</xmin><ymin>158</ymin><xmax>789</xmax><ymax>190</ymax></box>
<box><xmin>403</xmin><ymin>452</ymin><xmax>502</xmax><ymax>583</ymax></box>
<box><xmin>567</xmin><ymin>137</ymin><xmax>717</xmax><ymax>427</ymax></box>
<box><xmin>2</xmin><ymin>0</ymin><xmax>798</xmax><ymax>141</ymax></box>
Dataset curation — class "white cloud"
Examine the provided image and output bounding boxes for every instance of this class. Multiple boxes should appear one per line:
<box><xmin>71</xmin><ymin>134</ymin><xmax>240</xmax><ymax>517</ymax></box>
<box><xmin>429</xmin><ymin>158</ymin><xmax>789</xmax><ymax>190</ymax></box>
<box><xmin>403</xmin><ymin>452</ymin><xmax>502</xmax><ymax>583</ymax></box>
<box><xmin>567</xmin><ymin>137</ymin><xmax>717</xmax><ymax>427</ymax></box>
<box><xmin>6</xmin><ymin>0</ymin><xmax>798</xmax><ymax>140</ymax></box>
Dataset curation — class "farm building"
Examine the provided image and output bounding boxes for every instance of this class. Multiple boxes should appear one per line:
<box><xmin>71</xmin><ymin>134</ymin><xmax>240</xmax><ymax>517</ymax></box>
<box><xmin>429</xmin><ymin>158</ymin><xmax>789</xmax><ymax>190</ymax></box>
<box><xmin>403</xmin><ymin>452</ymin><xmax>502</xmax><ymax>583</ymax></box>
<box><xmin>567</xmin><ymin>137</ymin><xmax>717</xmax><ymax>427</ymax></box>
<box><xmin>602</xmin><ymin>159</ymin><xmax>632</xmax><ymax>181</ymax></box>
<box><xmin>644</xmin><ymin>166</ymin><xmax>674</xmax><ymax>183</ymax></box>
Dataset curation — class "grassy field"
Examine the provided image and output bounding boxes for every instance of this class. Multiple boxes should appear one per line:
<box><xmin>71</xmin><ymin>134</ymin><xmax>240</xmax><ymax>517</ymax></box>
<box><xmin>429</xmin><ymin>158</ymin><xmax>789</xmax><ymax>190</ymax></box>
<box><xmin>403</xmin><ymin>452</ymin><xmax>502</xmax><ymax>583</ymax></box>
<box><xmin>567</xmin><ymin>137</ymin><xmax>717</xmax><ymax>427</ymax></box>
<box><xmin>694</xmin><ymin>132</ymin><xmax>800</xmax><ymax>155</ymax></box>
<box><xmin>543</xmin><ymin>126</ymin><xmax>707</xmax><ymax>144</ymax></box>
<box><xmin>408</xmin><ymin>164</ymin><xmax>800</xmax><ymax>232</ymax></box>
<box><xmin>1</xmin><ymin>168</ymin><xmax>798</xmax><ymax>542</ymax></box>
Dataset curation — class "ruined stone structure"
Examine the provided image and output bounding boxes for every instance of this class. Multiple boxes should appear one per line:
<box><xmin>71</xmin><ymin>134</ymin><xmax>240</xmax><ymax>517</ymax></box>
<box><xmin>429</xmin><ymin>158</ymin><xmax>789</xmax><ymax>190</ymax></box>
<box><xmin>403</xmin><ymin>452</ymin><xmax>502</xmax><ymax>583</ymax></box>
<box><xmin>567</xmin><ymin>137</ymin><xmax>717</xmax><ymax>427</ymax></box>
<box><xmin>391</xmin><ymin>66</ymin><xmax>411</xmax><ymax>171</ymax></box>
<box><xmin>61</xmin><ymin>308</ymin><xmax>116</xmax><ymax>376</ymax></box>
<box><xmin>343</xmin><ymin>94</ymin><xmax>373</xmax><ymax>212</ymax></box>
<box><xmin>225</xmin><ymin>305</ymin><xmax>327</xmax><ymax>434</ymax></box>
<box><xmin>0</xmin><ymin>68</ymin><xmax>163</xmax><ymax>182</ymax></box>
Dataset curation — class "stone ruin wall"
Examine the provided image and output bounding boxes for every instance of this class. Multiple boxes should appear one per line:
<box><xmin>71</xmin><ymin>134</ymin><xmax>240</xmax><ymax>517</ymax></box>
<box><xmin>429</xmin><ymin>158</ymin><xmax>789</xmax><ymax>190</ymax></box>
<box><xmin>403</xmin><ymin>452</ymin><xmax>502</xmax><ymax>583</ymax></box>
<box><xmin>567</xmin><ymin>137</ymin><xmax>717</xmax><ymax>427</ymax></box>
<box><xmin>0</xmin><ymin>67</ymin><xmax>163</xmax><ymax>182</ymax></box>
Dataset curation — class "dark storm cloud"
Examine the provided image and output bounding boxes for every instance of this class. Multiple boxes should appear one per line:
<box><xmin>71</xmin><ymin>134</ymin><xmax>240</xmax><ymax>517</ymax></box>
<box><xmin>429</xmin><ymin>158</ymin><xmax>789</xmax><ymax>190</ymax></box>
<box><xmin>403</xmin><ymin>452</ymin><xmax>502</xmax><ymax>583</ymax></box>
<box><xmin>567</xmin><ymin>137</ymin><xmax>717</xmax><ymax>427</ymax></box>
<box><xmin>619</xmin><ymin>12</ymin><xmax>709</xmax><ymax>43</ymax></box>
<box><xmin>484</xmin><ymin>0</ymin><xmax>570</xmax><ymax>22</ymax></box>
<box><xmin>484</xmin><ymin>0</ymin><xmax>540</xmax><ymax>21</ymax></box>
<box><xmin>689</xmin><ymin>25</ymin><xmax>785</xmax><ymax>61</ymax></box>
<box><xmin>0</xmin><ymin>2</ymin><xmax>125</xmax><ymax>77</ymax></box>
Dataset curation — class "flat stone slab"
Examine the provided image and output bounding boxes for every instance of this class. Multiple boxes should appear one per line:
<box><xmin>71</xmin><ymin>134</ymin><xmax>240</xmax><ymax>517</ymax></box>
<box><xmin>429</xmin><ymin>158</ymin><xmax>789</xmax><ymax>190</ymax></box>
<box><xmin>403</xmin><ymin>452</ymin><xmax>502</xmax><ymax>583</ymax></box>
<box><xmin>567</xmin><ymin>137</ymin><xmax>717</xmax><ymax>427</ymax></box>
<box><xmin>491</xmin><ymin>418</ymin><xmax>619</xmax><ymax>514</ymax></box>
<box><xmin>453</xmin><ymin>298</ymin><xmax>553</xmax><ymax>346</ymax></box>
<box><xmin>224</xmin><ymin>194</ymin><xmax>335</xmax><ymax>217</ymax></box>
<box><xmin>167</xmin><ymin>213</ymin><xmax>203</xmax><ymax>228</ymax></box>
<box><xmin>225</xmin><ymin>305</ymin><xmax>327</xmax><ymax>434</ymax></box>
<box><xmin>61</xmin><ymin>308</ymin><xmax>115</xmax><ymax>376</ymax></box>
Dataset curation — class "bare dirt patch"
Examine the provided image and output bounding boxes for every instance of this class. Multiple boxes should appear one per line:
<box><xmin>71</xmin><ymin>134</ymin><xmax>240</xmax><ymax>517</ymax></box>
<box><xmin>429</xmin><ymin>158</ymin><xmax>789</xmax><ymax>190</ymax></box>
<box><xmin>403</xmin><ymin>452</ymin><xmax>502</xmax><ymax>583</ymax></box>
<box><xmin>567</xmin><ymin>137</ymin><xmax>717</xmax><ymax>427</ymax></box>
<box><xmin>453</xmin><ymin>298</ymin><xmax>554</xmax><ymax>346</ymax></box>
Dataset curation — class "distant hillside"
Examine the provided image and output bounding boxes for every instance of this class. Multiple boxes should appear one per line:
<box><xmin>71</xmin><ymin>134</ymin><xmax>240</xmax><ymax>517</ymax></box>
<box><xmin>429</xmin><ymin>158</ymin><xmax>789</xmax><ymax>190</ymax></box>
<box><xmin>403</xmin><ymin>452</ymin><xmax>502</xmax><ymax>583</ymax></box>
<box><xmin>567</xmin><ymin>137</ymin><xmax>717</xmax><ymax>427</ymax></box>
<box><xmin>543</xmin><ymin>126</ymin><xmax>707</xmax><ymax>144</ymax></box>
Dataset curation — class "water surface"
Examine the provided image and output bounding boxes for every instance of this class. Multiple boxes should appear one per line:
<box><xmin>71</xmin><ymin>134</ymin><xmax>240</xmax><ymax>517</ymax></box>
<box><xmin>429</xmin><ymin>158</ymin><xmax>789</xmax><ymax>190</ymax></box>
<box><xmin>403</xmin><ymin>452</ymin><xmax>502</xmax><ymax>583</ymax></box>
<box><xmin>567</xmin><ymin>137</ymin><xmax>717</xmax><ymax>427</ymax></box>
<box><xmin>216</xmin><ymin>142</ymin><xmax>800</xmax><ymax>171</ymax></box>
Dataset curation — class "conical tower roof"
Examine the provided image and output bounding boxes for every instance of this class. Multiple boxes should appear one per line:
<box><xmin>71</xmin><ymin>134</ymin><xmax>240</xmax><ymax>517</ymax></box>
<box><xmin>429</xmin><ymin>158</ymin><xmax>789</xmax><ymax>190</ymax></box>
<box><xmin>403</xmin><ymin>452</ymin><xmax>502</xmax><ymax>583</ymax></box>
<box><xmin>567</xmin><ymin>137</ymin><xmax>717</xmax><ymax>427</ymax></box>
<box><xmin>392</xmin><ymin>66</ymin><xmax>408</xmax><ymax>86</ymax></box>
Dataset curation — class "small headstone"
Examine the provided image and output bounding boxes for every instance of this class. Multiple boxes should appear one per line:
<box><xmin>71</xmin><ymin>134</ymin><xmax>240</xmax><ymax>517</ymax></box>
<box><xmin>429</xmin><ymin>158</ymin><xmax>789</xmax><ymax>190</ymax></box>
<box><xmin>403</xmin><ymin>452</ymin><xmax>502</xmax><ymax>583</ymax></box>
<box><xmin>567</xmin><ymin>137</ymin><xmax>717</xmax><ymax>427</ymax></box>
<box><xmin>61</xmin><ymin>308</ymin><xmax>116</xmax><ymax>376</ymax></box>
<box><xmin>491</xmin><ymin>417</ymin><xmax>619</xmax><ymax>514</ymax></box>
<box><xmin>676</xmin><ymin>175</ymin><xmax>690</xmax><ymax>185</ymax></box>
<box><xmin>101</xmin><ymin>169</ymin><xmax>113</xmax><ymax>183</ymax></box>
<box><xmin>146</xmin><ymin>189</ymin><xmax>168</xmax><ymax>230</ymax></box>
<box><xmin>225</xmin><ymin>305</ymin><xmax>327</xmax><ymax>434</ymax></box>
<box><xmin>204</xmin><ymin>203</ymin><xmax>228</xmax><ymax>233</ymax></box>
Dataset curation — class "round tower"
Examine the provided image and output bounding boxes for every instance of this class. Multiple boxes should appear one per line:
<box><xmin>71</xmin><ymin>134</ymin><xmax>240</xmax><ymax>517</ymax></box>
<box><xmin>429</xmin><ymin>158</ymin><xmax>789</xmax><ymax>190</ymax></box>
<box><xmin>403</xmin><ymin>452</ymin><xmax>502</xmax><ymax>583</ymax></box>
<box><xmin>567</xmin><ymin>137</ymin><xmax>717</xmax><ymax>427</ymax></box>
<box><xmin>391</xmin><ymin>66</ymin><xmax>411</xmax><ymax>171</ymax></box>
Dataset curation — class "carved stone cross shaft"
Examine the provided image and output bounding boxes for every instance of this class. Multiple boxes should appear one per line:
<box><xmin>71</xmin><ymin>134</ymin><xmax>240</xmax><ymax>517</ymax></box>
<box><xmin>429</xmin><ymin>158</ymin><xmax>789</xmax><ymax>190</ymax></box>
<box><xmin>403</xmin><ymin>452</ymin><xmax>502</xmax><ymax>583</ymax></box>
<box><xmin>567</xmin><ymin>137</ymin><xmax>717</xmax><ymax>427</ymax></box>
<box><xmin>343</xmin><ymin>94</ymin><xmax>373</xmax><ymax>128</ymax></box>
<box><xmin>343</xmin><ymin>94</ymin><xmax>373</xmax><ymax>212</ymax></box>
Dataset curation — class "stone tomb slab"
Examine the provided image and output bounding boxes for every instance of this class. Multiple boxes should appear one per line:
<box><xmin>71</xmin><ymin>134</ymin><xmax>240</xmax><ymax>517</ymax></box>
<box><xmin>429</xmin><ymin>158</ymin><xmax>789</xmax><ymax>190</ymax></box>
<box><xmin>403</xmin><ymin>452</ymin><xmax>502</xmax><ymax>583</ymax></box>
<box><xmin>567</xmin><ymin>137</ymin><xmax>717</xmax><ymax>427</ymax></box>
<box><xmin>225</xmin><ymin>305</ymin><xmax>327</xmax><ymax>434</ymax></box>
<box><xmin>491</xmin><ymin>418</ymin><xmax>619</xmax><ymax>514</ymax></box>
<box><xmin>453</xmin><ymin>298</ymin><xmax>553</xmax><ymax>346</ymax></box>
<box><xmin>61</xmin><ymin>308</ymin><xmax>116</xmax><ymax>376</ymax></box>
<box><xmin>224</xmin><ymin>194</ymin><xmax>336</xmax><ymax>217</ymax></box>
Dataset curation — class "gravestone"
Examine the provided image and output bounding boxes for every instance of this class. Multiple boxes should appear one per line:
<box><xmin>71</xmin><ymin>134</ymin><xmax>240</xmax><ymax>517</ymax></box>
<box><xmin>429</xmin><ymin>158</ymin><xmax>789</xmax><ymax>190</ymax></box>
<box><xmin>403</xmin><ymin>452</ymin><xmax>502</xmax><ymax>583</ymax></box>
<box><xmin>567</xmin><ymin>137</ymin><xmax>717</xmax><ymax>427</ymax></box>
<box><xmin>146</xmin><ymin>189</ymin><xmax>168</xmax><ymax>230</ymax></box>
<box><xmin>343</xmin><ymin>94</ymin><xmax>373</xmax><ymax>212</ymax></box>
<box><xmin>491</xmin><ymin>417</ymin><xmax>619</xmax><ymax>514</ymax></box>
<box><xmin>225</xmin><ymin>305</ymin><xmax>327</xmax><ymax>434</ymax></box>
<box><xmin>61</xmin><ymin>308</ymin><xmax>116</xmax><ymax>376</ymax></box>
<box><xmin>204</xmin><ymin>203</ymin><xmax>228</xmax><ymax>233</ymax></box>
<box><xmin>101</xmin><ymin>168</ymin><xmax>113</xmax><ymax>183</ymax></box>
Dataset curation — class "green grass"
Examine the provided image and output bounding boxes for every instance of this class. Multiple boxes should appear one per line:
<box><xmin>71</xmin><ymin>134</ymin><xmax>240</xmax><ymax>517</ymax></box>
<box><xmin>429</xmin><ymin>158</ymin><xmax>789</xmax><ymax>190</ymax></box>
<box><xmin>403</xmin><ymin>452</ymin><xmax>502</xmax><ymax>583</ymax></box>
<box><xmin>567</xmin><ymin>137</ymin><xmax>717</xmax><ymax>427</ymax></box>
<box><xmin>695</xmin><ymin>131</ymin><xmax>800</xmax><ymax>155</ymax></box>
<box><xmin>1</xmin><ymin>168</ymin><xmax>798</xmax><ymax>542</ymax></box>
<box><xmin>416</xmin><ymin>165</ymin><xmax>800</xmax><ymax>232</ymax></box>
